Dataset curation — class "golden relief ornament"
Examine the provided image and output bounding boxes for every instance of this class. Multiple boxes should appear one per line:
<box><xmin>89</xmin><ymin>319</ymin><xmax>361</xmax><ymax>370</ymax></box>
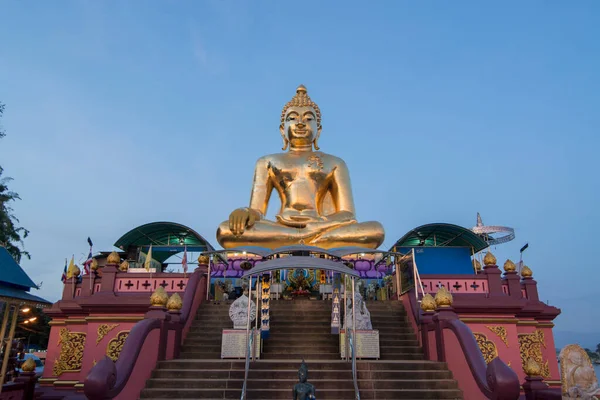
<box><xmin>52</xmin><ymin>328</ymin><xmax>87</xmax><ymax>376</ymax></box>
<box><xmin>150</xmin><ymin>286</ymin><xmax>169</xmax><ymax>307</ymax></box>
<box><xmin>96</xmin><ymin>323</ymin><xmax>119</xmax><ymax>345</ymax></box>
<box><xmin>106</xmin><ymin>331</ymin><xmax>130</xmax><ymax>362</ymax></box>
<box><xmin>518</xmin><ymin>329</ymin><xmax>550</xmax><ymax>378</ymax></box>
<box><xmin>474</xmin><ymin>332</ymin><xmax>498</xmax><ymax>364</ymax></box>
<box><xmin>486</xmin><ymin>325</ymin><xmax>509</xmax><ymax>347</ymax></box>
<box><xmin>559</xmin><ymin>344</ymin><xmax>600</xmax><ymax>398</ymax></box>
<box><xmin>107</xmin><ymin>251</ymin><xmax>120</xmax><ymax>264</ymax></box>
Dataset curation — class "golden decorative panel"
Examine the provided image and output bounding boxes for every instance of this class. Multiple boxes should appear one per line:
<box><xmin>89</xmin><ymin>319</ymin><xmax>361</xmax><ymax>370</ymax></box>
<box><xmin>518</xmin><ymin>329</ymin><xmax>550</xmax><ymax>378</ymax></box>
<box><xmin>474</xmin><ymin>332</ymin><xmax>498</xmax><ymax>364</ymax></box>
<box><xmin>52</xmin><ymin>328</ymin><xmax>87</xmax><ymax>376</ymax></box>
<box><xmin>96</xmin><ymin>323</ymin><xmax>118</xmax><ymax>345</ymax></box>
<box><xmin>106</xmin><ymin>331</ymin><xmax>130</xmax><ymax>362</ymax></box>
<box><xmin>486</xmin><ymin>325</ymin><xmax>509</xmax><ymax>347</ymax></box>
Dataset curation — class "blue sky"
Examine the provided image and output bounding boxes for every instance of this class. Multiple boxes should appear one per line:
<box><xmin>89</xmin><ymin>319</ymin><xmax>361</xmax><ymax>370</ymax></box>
<box><xmin>1</xmin><ymin>1</ymin><xmax>598</xmax><ymax>347</ymax></box>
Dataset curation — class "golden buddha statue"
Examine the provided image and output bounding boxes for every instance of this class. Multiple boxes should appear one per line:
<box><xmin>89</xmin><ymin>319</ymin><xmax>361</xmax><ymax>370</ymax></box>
<box><xmin>217</xmin><ymin>85</ymin><xmax>385</xmax><ymax>249</ymax></box>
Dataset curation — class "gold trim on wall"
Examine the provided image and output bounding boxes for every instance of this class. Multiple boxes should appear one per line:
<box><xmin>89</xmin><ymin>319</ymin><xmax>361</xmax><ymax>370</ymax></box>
<box><xmin>106</xmin><ymin>330</ymin><xmax>130</xmax><ymax>361</ymax></box>
<box><xmin>85</xmin><ymin>316</ymin><xmax>144</xmax><ymax>322</ymax></box>
<box><xmin>96</xmin><ymin>323</ymin><xmax>119</xmax><ymax>344</ymax></box>
<box><xmin>474</xmin><ymin>332</ymin><xmax>498</xmax><ymax>364</ymax></box>
<box><xmin>486</xmin><ymin>326</ymin><xmax>509</xmax><ymax>347</ymax></box>
<box><xmin>461</xmin><ymin>318</ymin><xmax>518</xmax><ymax>323</ymax></box>
<box><xmin>518</xmin><ymin>329</ymin><xmax>550</xmax><ymax>378</ymax></box>
<box><xmin>52</xmin><ymin>328</ymin><xmax>87</xmax><ymax>376</ymax></box>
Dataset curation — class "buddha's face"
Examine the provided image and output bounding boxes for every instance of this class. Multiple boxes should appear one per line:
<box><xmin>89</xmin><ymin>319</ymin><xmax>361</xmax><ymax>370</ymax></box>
<box><xmin>298</xmin><ymin>370</ymin><xmax>307</xmax><ymax>383</ymax></box>
<box><xmin>281</xmin><ymin>106</ymin><xmax>320</xmax><ymax>149</ymax></box>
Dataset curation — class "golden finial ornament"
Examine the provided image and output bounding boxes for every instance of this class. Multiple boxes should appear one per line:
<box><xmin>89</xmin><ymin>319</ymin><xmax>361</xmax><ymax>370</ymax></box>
<box><xmin>107</xmin><ymin>251</ymin><xmax>120</xmax><ymax>265</ymax></box>
<box><xmin>473</xmin><ymin>259</ymin><xmax>482</xmax><ymax>271</ymax></box>
<box><xmin>167</xmin><ymin>293</ymin><xmax>183</xmax><ymax>311</ymax></box>
<box><xmin>420</xmin><ymin>293</ymin><xmax>436</xmax><ymax>312</ymax></box>
<box><xmin>119</xmin><ymin>260</ymin><xmax>129</xmax><ymax>272</ymax></box>
<box><xmin>434</xmin><ymin>286</ymin><xmax>453</xmax><ymax>308</ymax></box>
<box><xmin>197</xmin><ymin>254</ymin><xmax>210</xmax><ymax>266</ymax></box>
<box><xmin>71</xmin><ymin>265</ymin><xmax>81</xmax><ymax>278</ymax></box>
<box><xmin>90</xmin><ymin>258</ymin><xmax>99</xmax><ymax>271</ymax></box>
<box><xmin>521</xmin><ymin>265</ymin><xmax>533</xmax><ymax>278</ymax></box>
<box><xmin>503</xmin><ymin>259</ymin><xmax>516</xmax><ymax>273</ymax></box>
<box><xmin>150</xmin><ymin>286</ymin><xmax>169</xmax><ymax>307</ymax></box>
<box><xmin>483</xmin><ymin>251</ymin><xmax>497</xmax><ymax>266</ymax></box>
<box><xmin>524</xmin><ymin>357</ymin><xmax>541</xmax><ymax>376</ymax></box>
<box><xmin>21</xmin><ymin>357</ymin><xmax>36</xmax><ymax>372</ymax></box>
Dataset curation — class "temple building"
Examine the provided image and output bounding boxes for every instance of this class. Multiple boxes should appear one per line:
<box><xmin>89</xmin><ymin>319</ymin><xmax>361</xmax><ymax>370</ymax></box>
<box><xmin>33</xmin><ymin>86</ymin><xmax>562</xmax><ymax>400</ymax></box>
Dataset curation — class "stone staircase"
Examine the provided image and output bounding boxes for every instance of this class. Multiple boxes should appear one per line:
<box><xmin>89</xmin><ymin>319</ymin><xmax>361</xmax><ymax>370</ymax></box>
<box><xmin>140</xmin><ymin>298</ymin><xmax>463</xmax><ymax>399</ymax></box>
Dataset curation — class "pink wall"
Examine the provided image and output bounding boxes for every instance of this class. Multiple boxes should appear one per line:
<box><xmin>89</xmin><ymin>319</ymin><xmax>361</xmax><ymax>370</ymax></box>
<box><xmin>42</xmin><ymin>316</ymin><xmax>142</xmax><ymax>385</ymax></box>
<box><xmin>443</xmin><ymin>329</ymin><xmax>487</xmax><ymax>400</ymax></box>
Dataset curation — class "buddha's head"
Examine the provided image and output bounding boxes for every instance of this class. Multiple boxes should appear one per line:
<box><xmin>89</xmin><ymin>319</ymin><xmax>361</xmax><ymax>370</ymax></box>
<box><xmin>298</xmin><ymin>360</ymin><xmax>309</xmax><ymax>383</ymax></box>
<box><xmin>280</xmin><ymin>85</ymin><xmax>322</xmax><ymax>151</ymax></box>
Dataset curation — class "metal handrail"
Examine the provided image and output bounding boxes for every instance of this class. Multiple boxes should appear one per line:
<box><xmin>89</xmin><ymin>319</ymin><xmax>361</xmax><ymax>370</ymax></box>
<box><xmin>241</xmin><ymin>275</ymin><xmax>254</xmax><ymax>400</ymax></box>
<box><xmin>350</xmin><ymin>277</ymin><xmax>360</xmax><ymax>400</ymax></box>
<box><xmin>411</xmin><ymin>249</ymin><xmax>427</xmax><ymax>317</ymax></box>
<box><xmin>348</xmin><ymin>329</ymin><xmax>360</xmax><ymax>400</ymax></box>
<box><xmin>240</xmin><ymin>332</ymin><xmax>253</xmax><ymax>400</ymax></box>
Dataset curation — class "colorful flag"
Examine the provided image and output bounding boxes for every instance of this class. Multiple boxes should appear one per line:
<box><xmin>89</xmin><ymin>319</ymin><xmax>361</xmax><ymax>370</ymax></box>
<box><xmin>61</xmin><ymin>259</ymin><xmax>67</xmax><ymax>283</ymax></box>
<box><xmin>83</xmin><ymin>248</ymin><xmax>93</xmax><ymax>275</ymax></box>
<box><xmin>66</xmin><ymin>255</ymin><xmax>75</xmax><ymax>279</ymax></box>
<box><xmin>144</xmin><ymin>245</ymin><xmax>153</xmax><ymax>272</ymax></box>
<box><xmin>182</xmin><ymin>245</ymin><xmax>188</xmax><ymax>275</ymax></box>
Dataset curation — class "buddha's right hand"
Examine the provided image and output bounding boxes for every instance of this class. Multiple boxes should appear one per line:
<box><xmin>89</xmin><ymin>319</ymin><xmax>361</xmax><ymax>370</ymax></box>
<box><xmin>228</xmin><ymin>208</ymin><xmax>260</xmax><ymax>236</ymax></box>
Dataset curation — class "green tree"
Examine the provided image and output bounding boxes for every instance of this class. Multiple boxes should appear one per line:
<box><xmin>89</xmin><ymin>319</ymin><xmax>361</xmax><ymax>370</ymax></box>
<box><xmin>0</xmin><ymin>102</ymin><xmax>29</xmax><ymax>262</ymax></box>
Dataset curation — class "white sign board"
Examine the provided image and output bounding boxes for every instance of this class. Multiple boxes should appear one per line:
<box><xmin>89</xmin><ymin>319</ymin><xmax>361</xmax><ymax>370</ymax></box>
<box><xmin>340</xmin><ymin>330</ymin><xmax>380</xmax><ymax>359</ymax></box>
<box><xmin>221</xmin><ymin>329</ymin><xmax>260</xmax><ymax>359</ymax></box>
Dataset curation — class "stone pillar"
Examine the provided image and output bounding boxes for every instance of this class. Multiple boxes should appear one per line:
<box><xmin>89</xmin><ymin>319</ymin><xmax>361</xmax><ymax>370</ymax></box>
<box><xmin>13</xmin><ymin>371</ymin><xmax>37</xmax><ymax>400</ymax></box>
<box><xmin>520</xmin><ymin>266</ymin><xmax>539</xmax><ymax>302</ymax></box>
<box><xmin>482</xmin><ymin>252</ymin><xmax>504</xmax><ymax>296</ymax></box>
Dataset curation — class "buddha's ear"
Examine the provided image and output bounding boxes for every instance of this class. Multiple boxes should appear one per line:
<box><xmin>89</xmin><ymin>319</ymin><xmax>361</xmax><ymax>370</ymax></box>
<box><xmin>313</xmin><ymin>125</ymin><xmax>322</xmax><ymax>151</ymax></box>
<box><xmin>280</xmin><ymin>124</ymin><xmax>289</xmax><ymax>150</ymax></box>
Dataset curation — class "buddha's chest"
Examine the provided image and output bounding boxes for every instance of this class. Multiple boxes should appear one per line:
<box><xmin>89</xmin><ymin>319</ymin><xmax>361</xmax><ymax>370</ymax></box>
<box><xmin>267</xmin><ymin>155</ymin><xmax>332</xmax><ymax>186</ymax></box>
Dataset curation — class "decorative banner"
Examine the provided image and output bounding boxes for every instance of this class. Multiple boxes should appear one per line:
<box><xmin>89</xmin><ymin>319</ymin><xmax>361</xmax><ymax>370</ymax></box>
<box><xmin>261</xmin><ymin>274</ymin><xmax>270</xmax><ymax>339</ymax></box>
<box><xmin>331</xmin><ymin>273</ymin><xmax>341</xmax><ymax>334</ymax></box>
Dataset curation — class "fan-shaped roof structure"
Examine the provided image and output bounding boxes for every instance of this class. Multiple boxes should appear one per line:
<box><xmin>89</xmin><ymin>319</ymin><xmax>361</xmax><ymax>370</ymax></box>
<box><xmin>114</xmin><ymin>222</ymin><xmax>215</xmax><ymax>263</ymax></box>
<box><xmin>391</xmin><ymin>223</ymin><xmax>489</xmax><ymax>253</ymax></box>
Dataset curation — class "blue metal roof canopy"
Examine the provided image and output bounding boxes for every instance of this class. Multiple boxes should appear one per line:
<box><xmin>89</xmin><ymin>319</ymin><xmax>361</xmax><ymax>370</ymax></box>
<box><xmin>0</xmin><ymin>246</ymin><xmax>51</xmax><ymax>306</ymax></box>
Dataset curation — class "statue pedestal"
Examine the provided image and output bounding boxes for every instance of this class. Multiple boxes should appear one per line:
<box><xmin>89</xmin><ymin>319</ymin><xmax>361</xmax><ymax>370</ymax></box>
<box><xmin>340</xmin><ymin>329</ymin><xmax>380</xmax><ymax>359</ymax></box>
<box><xmin>221</xmin><ymin>329</ymin><xmax>260</xmax><ymax>359</ymax></box>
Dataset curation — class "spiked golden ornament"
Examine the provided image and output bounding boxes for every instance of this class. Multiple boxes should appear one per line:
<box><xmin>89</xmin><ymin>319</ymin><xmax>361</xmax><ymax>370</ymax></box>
<box><xmin>90</xmin><ymin>258</ymin><xmax>99</xmax><ymax>271</ymax></box>
<box><xmin>150</xmin><ymin>286</ymin><xmax>169</xmax><ymax>307</ymax></box>
<box><xmin>420</xmin><ymin>294</ymin><xmax>436</xmax><ymax>312</ymax></box>
<box><xmin>483</xmin><ymin>252</ymin><xmax>497</xmax><ymax>266</ymax></box>
<box><xmin>21</xmin><ymin>357</ymin><xmax>36</xmax><ymax>372</ymax></box>
<box><xmin>119</xmin><ymin>260</ymin><xmax>129</xmax><ymax>272</ymax></box>
<box><xmin>107</xmin><ymin>251</ymin><xmax>120</xmax><ymax>265</ymax></box>
<box><xmin>503</xmin><ymin>259</ymin><xmax>516</xmax><ymax>273</ymax></box>
<box><xmin>473</xmin><ymin>259</ymin><xmax>482</xmax><ymax>271</ymax></box>
<box><xmin>167</xmin><ymin>293</ymin><xmax>183</xmax><ymax>311</ymax></box>
<box><xmin>521</xmin><ymin>265</ymin><xmax>533</xmax><ymax>278</ymax></box>
<box><xmin>434</xmin><ymin>286</ymin><xmax>453</xmax><ymax>308</ymax></box>
<box><xmin>197</xmin><ymin>254</ymin><xmax>210</xmax><ymax>266</ymax></box>
<box><xmin>524</xmin><ymin>357</ymin><xmax>541</xmax><ymax>376</ymax></box>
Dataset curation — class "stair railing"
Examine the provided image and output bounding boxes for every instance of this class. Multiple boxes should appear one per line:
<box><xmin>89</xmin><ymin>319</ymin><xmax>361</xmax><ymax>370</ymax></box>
<box><xmin>350</xmin><ymin>277</ymin><xmax>360</xmax><ymax>400</ymax></box>
<box><xmin>241</xmin><ymin>274</ymin><xmax>254</xmax><ymax>400</ymax></box>
<box><xmin>411</xmin><ymin>249</ymin><xmax>427</xmax><ymax>321</ymax></box>
<box><xmin>240</xmin><ymin>331</ymin><xmax>253</xmax><ymax>400</ymax></box>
